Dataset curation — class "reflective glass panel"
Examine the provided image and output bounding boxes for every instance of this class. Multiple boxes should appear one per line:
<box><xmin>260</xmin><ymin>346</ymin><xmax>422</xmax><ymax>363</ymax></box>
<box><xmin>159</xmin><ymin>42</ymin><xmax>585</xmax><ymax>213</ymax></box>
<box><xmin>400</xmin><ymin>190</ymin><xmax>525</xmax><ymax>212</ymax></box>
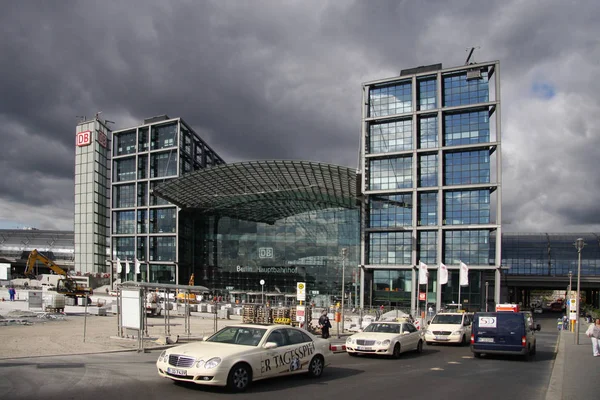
<box><xmin>444</xmin><ymin>110</ymin><xmax>489</xmax><ymax>146</ymax></box>
<box><xmin>369</xmin><ymin>231</ymin><xmax>412</xmax><ymax>265</ymax></box>
<box><xmin>443</xmin><ymin>230</ymin><xmax>490</xmax><ymax>265</ymax></box>
<box><xmin>418</xmin><ymin>115</ymin><xmax>438</xmax><ymax>149</ymax></box>
<box><xmin>418</xmin><ymin>192</ymin><xmax>437</xmax><ymax>226</ymax></box>
<box><xmin>369</xmin><ymin>119</ymin><xmax>412</xmax><ymax>154</ymax></box>
<box><xmin>369</xmin><ymin>157</ymin><xmax>412</xmax><ymax>190</ymax></box>
<box><xmin>444</xmin><ymin>190</ymin><xmax>490</xmax><ymax>225</ymax></box>
<box><xmin>418</xmin><ymin>77</ymin><xmax>437</xmax><ymax>110</ymax></box>
<box><xmin>444</xmin><ymin>150</ymin><xmax>490</xmax><ymax>185</ymax></box>
<box><xmin>369</xmin><ymin>81</ymin><xmax>412</xmax><ymax>117</ymax></box>
<box><xmin>418</xmin><ymin>153</ymin><xmax>437</xmax><ymax>187</ymax></box>
<box><xmin>151</xmin><ymin>123</ymin><xmax>178</xmax><ymax>150</ymax></box>
<box><xmin>443</xmin><ymin>70</ymin><xmax>489</xmax><ymax>107</ymax></box>
<box><xmin>369</xmin><ymin>194</ymin><xmax>412</xmax><ymax>228</ymax></box>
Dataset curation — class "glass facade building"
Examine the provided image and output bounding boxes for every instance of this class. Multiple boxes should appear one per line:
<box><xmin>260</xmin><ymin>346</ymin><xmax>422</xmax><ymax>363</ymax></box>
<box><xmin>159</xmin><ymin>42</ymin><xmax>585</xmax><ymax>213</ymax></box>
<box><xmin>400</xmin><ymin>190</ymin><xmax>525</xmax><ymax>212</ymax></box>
<box><xmin>111</xmin><ymin>116</ymin><xmax>225</xmax><ymax>284</ymax></box>
<box><xmin>359</xmin><ymin>62</ymin><xmax>502</xmax><ymax>312</ymax></box>
<box><xmin>178</xmin><ymin>208</ymin><xmax>359</xmax><ymax>307</ymax></box>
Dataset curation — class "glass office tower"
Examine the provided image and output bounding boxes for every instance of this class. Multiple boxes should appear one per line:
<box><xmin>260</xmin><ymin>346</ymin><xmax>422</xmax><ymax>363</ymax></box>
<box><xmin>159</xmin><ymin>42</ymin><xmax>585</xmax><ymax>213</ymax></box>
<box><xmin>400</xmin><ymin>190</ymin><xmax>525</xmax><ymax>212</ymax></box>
<box><xmin>359</xmin><ymin>61</ymin><xmax>502</xmax><ymax>312</ymax></box>
<box><xmin>74</xmin><ymin>117</ymin><xmax>111</xmax><ymax>274</ymax></box>
<box><xmin>110</xmin><ymin>115</ymin><xmax>225</xmax><ymax>284</ymax></box>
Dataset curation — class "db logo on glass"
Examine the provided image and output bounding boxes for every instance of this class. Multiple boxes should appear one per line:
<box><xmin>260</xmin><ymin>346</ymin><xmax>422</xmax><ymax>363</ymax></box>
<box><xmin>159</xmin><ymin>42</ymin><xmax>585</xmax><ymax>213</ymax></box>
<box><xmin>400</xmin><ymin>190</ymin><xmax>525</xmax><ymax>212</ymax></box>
<box><xmin>76</xmin><ymin>130</ymin><xmax>92</xmax><ymax>147</ymax></box>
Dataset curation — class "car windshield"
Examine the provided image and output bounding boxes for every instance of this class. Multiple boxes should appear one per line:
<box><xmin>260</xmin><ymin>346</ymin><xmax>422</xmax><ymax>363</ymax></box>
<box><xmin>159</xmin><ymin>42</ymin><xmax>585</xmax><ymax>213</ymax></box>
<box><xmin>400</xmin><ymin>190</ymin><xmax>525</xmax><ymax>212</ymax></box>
<box><xmin>363</xmin><ymin>323</ymin><xmax>401</xmax><ymax>334</ymax></box>
<box><xmin>431</xmin><ymin>314</ymin><xmax>462</xmax><ymax>324</ymax></box>
<box><xmin>206</xmin><ymin>326</ymin><xmax>267</xmax><ymax>346</ymax></box>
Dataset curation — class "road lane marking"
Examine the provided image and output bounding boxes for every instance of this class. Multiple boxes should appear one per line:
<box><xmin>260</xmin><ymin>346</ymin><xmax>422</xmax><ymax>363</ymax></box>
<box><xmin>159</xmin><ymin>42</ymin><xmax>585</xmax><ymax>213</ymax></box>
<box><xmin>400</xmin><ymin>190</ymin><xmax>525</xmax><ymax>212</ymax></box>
<box><xmin>447</xmin><ymin>361</ymin><xmax>460</xmax><ymax>364</ymax></box>
<box><xmin>462</xmin><ymin>356</ymin><xmax>473</xmax><ymax>359</ymax></box>
<box><xmin>430</xmin><ymin>367</ymin><xmax>444</xmax><ymax>371</ymax></box>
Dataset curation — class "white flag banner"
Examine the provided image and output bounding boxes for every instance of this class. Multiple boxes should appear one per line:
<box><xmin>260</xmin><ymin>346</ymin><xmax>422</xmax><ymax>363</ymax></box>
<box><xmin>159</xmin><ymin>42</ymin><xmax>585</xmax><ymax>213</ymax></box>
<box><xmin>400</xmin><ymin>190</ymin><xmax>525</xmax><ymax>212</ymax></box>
<box><xmin>116</xmin><ymin>257</ymin><xmax>122</xmax><ymax>274</ymax></box>
<box><xmin>459</xmin><ymin>261</ymin><xmax>469</xmax><ymax>286</ymax></box>
<box><xmin>134</xmin><ymin>258</ymin><xmax>141</xmax><ymax>274</ymax></box>
<box><xmin>439</xmin><ymin>263</ymin><xmax>448</xmax><ymax>285</ymax></box>
<box><xmin>418</xmin><ymin>261</ymin><xmax>428</xmax><ymax>285</ymax></box>
<box><xmin>125</xmin><ymin>258</ymin><xmax>131</xmax><ymax>274</ymax></box>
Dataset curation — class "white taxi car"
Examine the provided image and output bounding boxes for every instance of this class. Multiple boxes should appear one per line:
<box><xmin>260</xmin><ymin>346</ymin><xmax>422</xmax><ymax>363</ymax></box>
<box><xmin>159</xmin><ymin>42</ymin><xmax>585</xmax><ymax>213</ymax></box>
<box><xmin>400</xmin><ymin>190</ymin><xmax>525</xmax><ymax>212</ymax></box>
<box><xmin>156</xmin><ymin>324</ymin><xmax>332</xmax><ymax>392</ymax></box>
<box><xmin>424</xmin><ymin>312</ymin><xmax>472</xmax><ymax>345</ymax></box>
<box><xmin>345</xmin><ymin>321</ymin><xmax>424</xmax><ymax>358</ymax></box>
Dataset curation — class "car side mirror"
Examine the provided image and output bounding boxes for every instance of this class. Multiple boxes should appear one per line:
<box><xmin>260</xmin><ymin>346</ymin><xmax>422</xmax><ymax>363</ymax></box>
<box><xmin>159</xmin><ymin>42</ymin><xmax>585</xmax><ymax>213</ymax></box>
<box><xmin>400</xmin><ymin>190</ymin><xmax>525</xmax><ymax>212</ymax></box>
<box><xmin>536</xmin><ymin>324</ymin><xmax>541</xmax><ymax>331</ymax></box>
<box><xmin>264</xmin><ymin>342</ymin><xmax>278</xmax><ymax>349</ymax></box>
<box><xmin>402</xmin><ymin>331</ymin><xmax>410</xmax><ymax>335</ymax></box>
<box><xmin>427</xmin><ymin>321</ymin><xmax>431</xmax><ymax>325</ymax></box>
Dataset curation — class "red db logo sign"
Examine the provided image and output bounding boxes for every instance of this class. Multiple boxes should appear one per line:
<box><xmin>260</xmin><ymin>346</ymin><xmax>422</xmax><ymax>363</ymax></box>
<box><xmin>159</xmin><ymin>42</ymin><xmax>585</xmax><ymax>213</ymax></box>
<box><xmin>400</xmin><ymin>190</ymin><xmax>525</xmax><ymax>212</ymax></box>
<box><xmin>76</xmin><ymin>130</ymin><xmax>92</xmax><ymax>147</ymax></box>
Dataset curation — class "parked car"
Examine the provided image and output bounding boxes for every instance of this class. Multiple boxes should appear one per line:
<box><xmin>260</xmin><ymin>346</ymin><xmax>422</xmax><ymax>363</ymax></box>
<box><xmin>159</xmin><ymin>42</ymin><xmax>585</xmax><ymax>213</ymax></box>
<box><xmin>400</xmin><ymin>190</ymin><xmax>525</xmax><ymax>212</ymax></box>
<box><xmin>345</xmin><ymin>321</ymin><xmax>423</xmax><ymax>358</ymax></box>
<box><xmin>156</xmin><ymin>324</ymin><xmax>332</xmax><ymax>392</ymax></box>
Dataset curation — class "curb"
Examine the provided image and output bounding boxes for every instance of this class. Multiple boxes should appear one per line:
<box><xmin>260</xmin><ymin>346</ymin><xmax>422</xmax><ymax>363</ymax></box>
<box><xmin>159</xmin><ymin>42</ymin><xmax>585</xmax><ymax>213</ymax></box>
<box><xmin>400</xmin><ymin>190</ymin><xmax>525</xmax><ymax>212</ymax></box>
<box><xmin>545</xmin><ymin>330</ymin><xmax>564</xmax><ymax>400</ymax></box>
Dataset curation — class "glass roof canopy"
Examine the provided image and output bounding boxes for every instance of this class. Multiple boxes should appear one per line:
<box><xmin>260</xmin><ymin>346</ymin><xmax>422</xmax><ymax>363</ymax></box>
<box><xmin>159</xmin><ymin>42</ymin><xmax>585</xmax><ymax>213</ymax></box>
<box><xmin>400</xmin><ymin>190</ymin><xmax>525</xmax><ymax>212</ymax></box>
<box><xmin>153</xmin><ymin>160</ymin><xmax>359</xmax><ymax>224</ymax></box>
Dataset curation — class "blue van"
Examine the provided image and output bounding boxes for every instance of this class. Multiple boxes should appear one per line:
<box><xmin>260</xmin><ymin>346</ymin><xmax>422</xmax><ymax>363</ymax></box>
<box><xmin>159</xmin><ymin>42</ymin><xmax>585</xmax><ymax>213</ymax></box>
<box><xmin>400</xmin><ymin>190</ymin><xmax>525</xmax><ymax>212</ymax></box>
<box><xmin>470</xmin><ymin>312</ymin><xmax>541</xmax><ymax>361</ymax></box>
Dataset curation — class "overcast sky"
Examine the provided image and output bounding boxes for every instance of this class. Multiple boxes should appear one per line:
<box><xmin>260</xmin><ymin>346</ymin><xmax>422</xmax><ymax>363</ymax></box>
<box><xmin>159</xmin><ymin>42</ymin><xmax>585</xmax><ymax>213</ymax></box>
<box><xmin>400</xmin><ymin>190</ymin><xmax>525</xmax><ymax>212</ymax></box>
<box><xmin>1</xmin><ymin>0</ymin><xmax>599</xmax><ymax>233</ymax></box>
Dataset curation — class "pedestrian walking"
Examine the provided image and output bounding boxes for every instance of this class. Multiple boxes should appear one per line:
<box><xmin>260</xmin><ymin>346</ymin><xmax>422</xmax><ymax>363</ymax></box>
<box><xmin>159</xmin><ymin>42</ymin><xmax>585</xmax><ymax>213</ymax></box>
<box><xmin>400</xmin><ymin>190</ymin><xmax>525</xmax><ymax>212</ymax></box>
<box><xmin>585</xmin><ymin>318</ymin><xmax>600</xmax><ymax>357</ymax></box>
<box><xmin>318</xmin><ymin>310</ymin><xmax>332</xmax><ymax>339</ymax></box>
<box><xmin>8</xmin><ymin>286</ymin><xmax>16</xmax><ymax>301</ymax></box>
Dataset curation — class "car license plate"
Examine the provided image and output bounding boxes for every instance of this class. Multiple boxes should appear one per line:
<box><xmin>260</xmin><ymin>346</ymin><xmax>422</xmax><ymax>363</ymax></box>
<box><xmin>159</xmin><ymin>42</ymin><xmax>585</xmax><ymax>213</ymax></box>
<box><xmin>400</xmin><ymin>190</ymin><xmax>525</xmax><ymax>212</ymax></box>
<box><xmin>478</xmin><ymin>337</ymin><xmax>494</xmax><ymax>343</ymax></box>
<box><xmin>167</xmin><ymin>367</ymin><xmax>187</xmax><ymax>376</ymax></box>
<box><xmin>357</xmin><ymin>346</ymin><xmax>372</xmax><ymax>351</ymax></box>
<box><xmin>435</xmin><ymin>336</ymin><xmax>448</xmax><ymax>341</ymax></box>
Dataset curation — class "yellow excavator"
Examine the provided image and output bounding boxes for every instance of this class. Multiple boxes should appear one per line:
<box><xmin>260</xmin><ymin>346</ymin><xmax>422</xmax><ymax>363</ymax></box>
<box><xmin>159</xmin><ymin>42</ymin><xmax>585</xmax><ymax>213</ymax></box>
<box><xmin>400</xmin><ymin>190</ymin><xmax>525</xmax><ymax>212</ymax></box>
<box><xmin>25</xmin><ymin>249</ymin><xmax>93</xmax><ymax>299</ymax></box>
<box><xmin>176</xmin><ymin>273</ymin><xmax>198</xmax><ymax>303</ymax></box>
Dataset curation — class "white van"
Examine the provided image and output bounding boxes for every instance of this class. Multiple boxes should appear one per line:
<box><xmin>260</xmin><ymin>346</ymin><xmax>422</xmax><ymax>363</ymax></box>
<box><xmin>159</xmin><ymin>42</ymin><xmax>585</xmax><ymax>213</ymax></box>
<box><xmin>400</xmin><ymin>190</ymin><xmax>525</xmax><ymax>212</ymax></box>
<box><xmin>424</xmin><ymin>312</ymin><xmax>472</xmax><ymax>345</ymax></box>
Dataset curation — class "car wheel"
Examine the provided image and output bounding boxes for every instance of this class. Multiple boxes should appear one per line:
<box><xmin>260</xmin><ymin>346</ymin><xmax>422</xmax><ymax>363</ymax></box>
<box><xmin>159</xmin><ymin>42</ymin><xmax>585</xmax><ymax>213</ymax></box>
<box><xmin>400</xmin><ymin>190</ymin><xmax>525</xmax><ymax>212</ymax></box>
<box><xmin>416</xmin><ymin>340</ymin><xmax>423</xmax><ymax>354</ymax></box>
<box><xmin>473</xmin><ymin>352</ymin><xmax>482</xmax><ymax>358</ymax></box>
<box><xmin>227</xmin><ymin>363</ymin><xmax>252</xmax><ymax>392</ymax></box>
<box><xmin>307</xmin><ymin>355</ymin><xmax>324</xmax><ymax>378</ymax></box>
<box><xmin>393</xmin><ymin>343</ymin><xmax>401</xmax><ymax>359</ymax></box>
<box><xmin>460</xmin><ymin>335</ymin><xmax>467</xmax><ymax>346</ymax></box>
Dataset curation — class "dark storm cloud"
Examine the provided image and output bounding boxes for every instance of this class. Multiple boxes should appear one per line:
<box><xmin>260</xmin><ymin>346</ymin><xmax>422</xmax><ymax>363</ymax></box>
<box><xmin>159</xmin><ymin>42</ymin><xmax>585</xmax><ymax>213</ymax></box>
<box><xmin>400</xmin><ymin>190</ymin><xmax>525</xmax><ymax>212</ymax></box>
<box><xmin>1</xmin><ymin>0</ymin><xmax>599</xmax><ymax>231</ymax></box>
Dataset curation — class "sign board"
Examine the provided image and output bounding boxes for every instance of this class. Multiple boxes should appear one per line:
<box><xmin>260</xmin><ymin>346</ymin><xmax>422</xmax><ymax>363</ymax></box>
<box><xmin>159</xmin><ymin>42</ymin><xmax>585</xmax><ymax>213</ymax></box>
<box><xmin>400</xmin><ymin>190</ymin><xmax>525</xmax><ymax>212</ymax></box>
<box><xmin>296</xmin><ymin>282</ymin><xmax>306</xmax><ymax>301</ymax></box>
<box><xmin>121</xmin><ymin>289</ymin><xmax>143</xmax><ymax>330</ymax></box>
<box><xmin>0</xmin><ymin>263</ymin><xmax>10</xmax><ymax>280</ymax></box>
<box><xmin>569</xmin><ymin>299</ymin><xmax>577</xmax><ymax>312</ymax></box>
<box><xmin>478</xmin><ymin>316</ymin><xmax>497</xmax><ymax>328</ymax></box>
<box><xmin>225</xmin><ymin>286</ymin><xmax>234</xmax><ymax>290</ymax></box>
<box><xmin>419</xmin><ymin>292</ymin><xmax>426</xmax><ymax>301</ymax></box>
<box><xmin>76</xmin><ymin>130</ymin><xmax>92</xmax><ymax>147</ymax></box>
<box><xmin>259</xmin><ymin>247</ymin><xmax>273</xmax><ymax>258</ymax></box>
<box><xmin>569</xmin><ymin>310</ymin><xmax>577</xmax><ymax>321</ymax></box>
<box><xmin>97</xmin><ymin>130</ymin><xmax>108</xmax><ymax>148</ymax></box>
<box><xmin>296</xmin><ymin>305</ymin><xmax>306</xmax><ymax>322</ymax></box>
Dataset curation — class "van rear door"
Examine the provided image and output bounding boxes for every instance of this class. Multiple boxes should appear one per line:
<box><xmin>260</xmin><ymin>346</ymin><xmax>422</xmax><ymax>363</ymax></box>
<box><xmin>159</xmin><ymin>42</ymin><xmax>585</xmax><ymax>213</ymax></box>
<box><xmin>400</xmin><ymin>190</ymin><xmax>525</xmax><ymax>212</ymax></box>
<box><xmin>495</xmin><ymin>313</ymin><xmax>525</xmax><ymax>346</ymax></box>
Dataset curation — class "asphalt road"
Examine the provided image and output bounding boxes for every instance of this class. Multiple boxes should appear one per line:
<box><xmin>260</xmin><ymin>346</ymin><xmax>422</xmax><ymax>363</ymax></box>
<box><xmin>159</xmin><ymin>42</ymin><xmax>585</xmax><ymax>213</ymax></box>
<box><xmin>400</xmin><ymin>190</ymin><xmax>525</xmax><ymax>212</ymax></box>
<box><xmin>0</xmin><ymin>314</ymin><xmax>559</xmax><ymax>400</ymax></box>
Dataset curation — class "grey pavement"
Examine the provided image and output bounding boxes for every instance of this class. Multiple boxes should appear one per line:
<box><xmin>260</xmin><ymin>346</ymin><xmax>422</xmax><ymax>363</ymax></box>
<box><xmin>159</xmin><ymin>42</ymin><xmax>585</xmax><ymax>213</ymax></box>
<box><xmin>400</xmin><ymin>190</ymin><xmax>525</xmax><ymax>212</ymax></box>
<box><xmin>546</xmin><ymin>320</ymin><xmax>598</xmax><ymax>400</ymax></box>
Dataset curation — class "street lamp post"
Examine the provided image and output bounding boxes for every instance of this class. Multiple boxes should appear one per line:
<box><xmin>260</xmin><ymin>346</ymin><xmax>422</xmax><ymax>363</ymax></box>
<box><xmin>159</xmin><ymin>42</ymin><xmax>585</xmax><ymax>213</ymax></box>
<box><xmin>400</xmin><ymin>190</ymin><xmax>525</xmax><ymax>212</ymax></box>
<box><xmin>574</xmin><ymin>238</ymin><xmax>585</xmax><ymax>344</ymax></box>
<box><xmin>568</xmin><ymin>271</ymin><xmax>572</xmax><ymax>332</ymax></box>
<box><xmin>339</xmin><ymin>248</ymin><xmax>348</xmax><ymax>339</ymax></box>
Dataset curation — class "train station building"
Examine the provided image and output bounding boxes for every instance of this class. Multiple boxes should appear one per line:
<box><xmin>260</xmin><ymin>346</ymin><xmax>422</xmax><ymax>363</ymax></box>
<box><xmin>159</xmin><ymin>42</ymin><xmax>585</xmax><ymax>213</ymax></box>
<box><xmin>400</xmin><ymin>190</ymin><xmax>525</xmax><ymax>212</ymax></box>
<box><xmin>1</xmin><ymin>60</ymin><xmax>599</xmax><ymax>313</ymax></box>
